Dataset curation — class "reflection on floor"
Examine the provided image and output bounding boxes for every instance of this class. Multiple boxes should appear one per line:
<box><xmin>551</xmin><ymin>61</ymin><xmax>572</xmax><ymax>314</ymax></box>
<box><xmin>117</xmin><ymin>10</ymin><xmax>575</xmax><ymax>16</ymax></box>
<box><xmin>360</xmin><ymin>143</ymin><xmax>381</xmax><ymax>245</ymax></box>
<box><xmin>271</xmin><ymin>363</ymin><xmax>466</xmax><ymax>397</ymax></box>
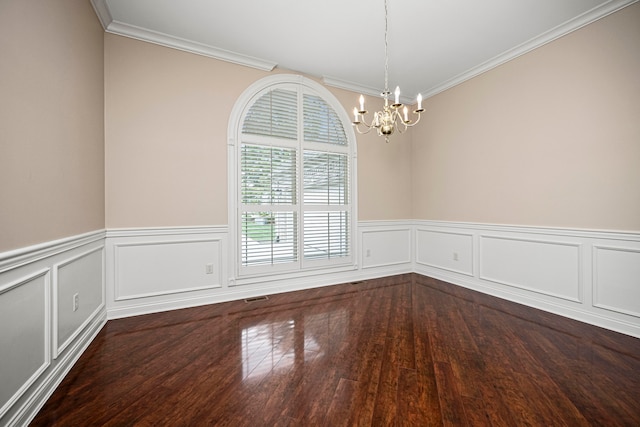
<box><xmin>241</xmin><ymin>309</ymin><xmax>348</xmax><ymax>381</ymax></box>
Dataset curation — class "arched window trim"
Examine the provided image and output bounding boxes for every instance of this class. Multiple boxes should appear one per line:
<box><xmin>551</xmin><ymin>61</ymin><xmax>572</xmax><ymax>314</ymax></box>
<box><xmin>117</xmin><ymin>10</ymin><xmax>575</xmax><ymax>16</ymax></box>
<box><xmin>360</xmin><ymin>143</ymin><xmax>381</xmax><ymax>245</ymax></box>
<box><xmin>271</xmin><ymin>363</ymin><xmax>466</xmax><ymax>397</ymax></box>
<box><xmin>227</xmin><ymin>74</ymin><xmax>358</xmax><ymax>284</ymax></box>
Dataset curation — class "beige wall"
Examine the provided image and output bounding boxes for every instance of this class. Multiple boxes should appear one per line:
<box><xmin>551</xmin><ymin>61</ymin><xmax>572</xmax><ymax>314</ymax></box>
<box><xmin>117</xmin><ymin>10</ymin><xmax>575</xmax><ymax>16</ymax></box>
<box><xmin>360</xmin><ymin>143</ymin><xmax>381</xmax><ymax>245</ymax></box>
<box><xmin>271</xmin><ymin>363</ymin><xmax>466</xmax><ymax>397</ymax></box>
<box><xmin>0</xmin><ymin>0</ymin><xmax>105</xmax><ymax>253</ymax></box>
<box><xmin>411</xmin><ymin>3</ymin><xmax>640</xmax><ymax>231</ymax></box>
<box><xmin>104</xmin><ymin>33</ymin><xmax>261</xmax><ymax>228</ymax></box>
<box><xmin>5</xmin><ymin>2</ymin><xmax>631</xmax><ymax>251</ymax></box>
<box><xmin>104</xmin><ymin>34</ymin><xmax>412</xmax><ymax>228</ymax></box>
<box><xmin>351</xmin><ymin>96</ymin><xmax>413</xmax><ymax>221</ymax></box>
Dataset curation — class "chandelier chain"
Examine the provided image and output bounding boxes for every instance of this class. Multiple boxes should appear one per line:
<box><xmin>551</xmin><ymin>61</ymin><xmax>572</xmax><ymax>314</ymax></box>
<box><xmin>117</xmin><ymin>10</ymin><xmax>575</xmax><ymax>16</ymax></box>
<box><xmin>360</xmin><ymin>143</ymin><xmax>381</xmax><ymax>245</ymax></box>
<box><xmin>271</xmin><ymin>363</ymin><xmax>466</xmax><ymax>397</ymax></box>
<box><xmin>384</xmin><ymin>0</ymin><xmax>389</xmax><ymax>94</ymax></box>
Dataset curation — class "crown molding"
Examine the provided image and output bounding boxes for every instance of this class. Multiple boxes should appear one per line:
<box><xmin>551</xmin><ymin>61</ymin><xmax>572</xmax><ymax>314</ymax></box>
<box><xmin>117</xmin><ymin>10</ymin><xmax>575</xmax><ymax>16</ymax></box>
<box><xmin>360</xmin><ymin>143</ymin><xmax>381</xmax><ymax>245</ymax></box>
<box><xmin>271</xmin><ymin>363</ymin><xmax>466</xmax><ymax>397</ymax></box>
<box><xmin>105</xmin><ymin>21</ymin><xmax>277</xmax><ymax>71</ymax></box>
<box><xmin>328</xmin><ymin>0</ymin><xmax>638</xmax><ymax>100</ymax></box>
<box><xmin>90</xmin><ymin>0</ymin><xmax>111</xmax><ymax>30</ymax></box>
<box><xmin>323</xmin><ymin>76</ymin><xmax>415</xmax><ymax>105</ymax></box>
<box><xmin>90</xmin><ymin>0</ymin><xmax>276</xmax><ymax>72</ymax></box>
<box><xmin>419</xmin><ymin>0</ymin><xmax>639</xmax><ymax>99</ymax></box>
<box><xmin>322</xmin><ymin>77</ymin><xmax>381</xmax><ymax>99</ymax></box>
<box><xmin>91</xmin><ymin>0</ymin><xmax>637</xmax><ymax>98</ymax></box>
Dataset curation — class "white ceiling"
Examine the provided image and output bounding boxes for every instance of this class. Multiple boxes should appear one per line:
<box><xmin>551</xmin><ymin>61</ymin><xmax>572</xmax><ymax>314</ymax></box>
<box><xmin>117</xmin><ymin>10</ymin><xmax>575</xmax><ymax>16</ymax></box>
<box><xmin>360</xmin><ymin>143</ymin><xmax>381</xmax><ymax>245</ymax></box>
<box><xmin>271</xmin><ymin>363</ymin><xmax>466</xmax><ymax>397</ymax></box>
<box><xmin>92</xmin><ymin>0</ymin><xmax>635</xmax><ymax>102</ymax></box>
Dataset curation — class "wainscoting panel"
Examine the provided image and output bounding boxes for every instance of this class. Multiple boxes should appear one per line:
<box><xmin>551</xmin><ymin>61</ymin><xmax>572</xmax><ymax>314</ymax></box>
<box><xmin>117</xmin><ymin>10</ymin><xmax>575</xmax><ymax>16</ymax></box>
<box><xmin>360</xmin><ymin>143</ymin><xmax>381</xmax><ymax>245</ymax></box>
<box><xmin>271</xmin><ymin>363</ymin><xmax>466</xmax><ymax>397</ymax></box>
<box><xmin>479</xmin><ymin>235</ymin><xmax>582</xmax><ymax>302</ymax></box>
<box><xmin>413</xmin><ymin>221</ymin><xmax>640</xmax><ymax>338</ymax></box>
<box><xmin>0</xmin><ymin>231</ymin><xmax>106</xmax><ymax>427</ymax></box>
<box><xmin>0</xmin><ymin>270</ymin><xmax>49</xmax><ymax>421</ymax></box>
<box><xmin>415</xmin><ymin>229</ymin><xmax>473</xmax><ymax>276</ymax></box>
<box><xmin>106</xmin><ymin>227</ymin><xmax>228</xmax><ymax>319</ymax></box>
<box><xmin>106</xmin><ymin>223</ymin><xmax>415</xmax><ymax>319</ymax></box>
<box><xmin>593</xmin><ymin>244</ymin><xmax>640</xmax><ymax>318</ymax></box>
<box><xmin>361</xmin><ymin>224</ymin><xmax>412</xmax><ymax>269</ymax></box>
<box><xmin>114</xmin><ymin>239</ymin><xmax>222</xmax><ymax>301</ymax></box>
<box><xmin>54</xmin><ymin>247</ymin><xmax>105</xmax><ymax>358</ymax></box>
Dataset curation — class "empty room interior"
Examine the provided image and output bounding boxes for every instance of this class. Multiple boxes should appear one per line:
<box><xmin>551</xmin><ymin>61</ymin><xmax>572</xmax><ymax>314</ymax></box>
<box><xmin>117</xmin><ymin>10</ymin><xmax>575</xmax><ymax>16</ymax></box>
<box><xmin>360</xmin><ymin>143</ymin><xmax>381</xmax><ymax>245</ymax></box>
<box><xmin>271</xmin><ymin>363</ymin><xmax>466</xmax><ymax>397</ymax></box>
<box><xmin>1</xmin><ymin>0</ymin><xmax>639</xmax><ymax>425</ymax></box>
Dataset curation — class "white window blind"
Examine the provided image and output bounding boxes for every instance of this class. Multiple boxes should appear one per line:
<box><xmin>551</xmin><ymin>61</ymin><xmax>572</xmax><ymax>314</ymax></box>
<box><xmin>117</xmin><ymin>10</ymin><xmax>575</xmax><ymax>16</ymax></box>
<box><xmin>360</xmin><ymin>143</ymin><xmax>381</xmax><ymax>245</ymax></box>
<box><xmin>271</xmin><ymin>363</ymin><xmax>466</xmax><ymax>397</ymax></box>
<box><xmin>243</xmin><ymin>89</ymin><xmax>297</xmax><ymax>140</ymax></box>
<box><xmin>241</xmin><ymin>211</ymin><xmax>297</xmax><ymax>266</ymax></box>
<box><xmin>239</xmin><ymin>83</ymin><xmax>352</xmax><ymax>271</ymax></box>
<box><xmin>303</xmin><ymin>151</ymin><xmax>349</xmax><ymax>205</ymax></box>
<box><xmin>303</xmin><ymin>211</ymin><xmax>349</xmax><ymax>260</ymax></box>
<box><xmin>241</xmin><ymin>145</ymin><xmax>296</xmax><ymax>206</ymax></box>
<box><xmin>240</xmin><ymin>144</ymin><xmax>298</xmax><ymax>266</ymax></box>
<box><xmin>303</xmin><ymin>94</ymin><xmax>347</xmax><ymax>145</ymax></box>
<box><xmin>303</xmin><ymin>151</ymin><xmax>349</xmax><ymax>261</ymax></box>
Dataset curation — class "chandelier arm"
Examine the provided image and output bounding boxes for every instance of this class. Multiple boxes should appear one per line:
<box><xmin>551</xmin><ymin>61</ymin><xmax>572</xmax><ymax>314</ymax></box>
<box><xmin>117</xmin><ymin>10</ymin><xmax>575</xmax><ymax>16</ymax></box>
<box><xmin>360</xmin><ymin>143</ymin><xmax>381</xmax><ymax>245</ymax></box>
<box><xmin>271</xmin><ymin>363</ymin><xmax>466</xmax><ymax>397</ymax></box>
<box><xmin>395</xmin><ymin>109</ymin><xmax>409</xmax><ymax>128</ymax></box>
<box><xmin>405</xmin><ymin>111</ymin><xmax>423</xmax><ymax>127</ymax></box>
<box><xmin>395</xmin><ymin>113</ymin><xmax>408</xmax><ymax>134</ymax></box>
<box><xmin>353</xmin><ymin>124</ymin><xmax>374</xmax><ymax>135</ymax></box>
<box><xmin>353</xmin><ymin>112</ymin><xmax>377</xmax><ymax>128</ymax></box>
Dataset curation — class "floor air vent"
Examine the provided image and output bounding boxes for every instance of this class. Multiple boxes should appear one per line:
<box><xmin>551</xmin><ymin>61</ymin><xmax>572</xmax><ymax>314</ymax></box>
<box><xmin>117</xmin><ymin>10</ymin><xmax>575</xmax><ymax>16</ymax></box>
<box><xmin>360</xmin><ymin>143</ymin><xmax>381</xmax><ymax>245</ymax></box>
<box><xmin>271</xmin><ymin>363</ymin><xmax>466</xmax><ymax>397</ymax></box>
<box><xmin>244</xmin><ymin>295</ymin><xmax>269</xmax><ymax>303</ymax></box>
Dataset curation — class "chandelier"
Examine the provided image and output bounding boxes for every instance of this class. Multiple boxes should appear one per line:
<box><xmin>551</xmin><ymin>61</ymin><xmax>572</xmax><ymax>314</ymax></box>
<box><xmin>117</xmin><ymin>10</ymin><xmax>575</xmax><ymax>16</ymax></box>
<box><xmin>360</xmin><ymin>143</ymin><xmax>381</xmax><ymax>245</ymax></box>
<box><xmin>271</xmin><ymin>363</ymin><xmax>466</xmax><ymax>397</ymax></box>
<box><xmin>352</xmin><ymin>0</ymin><xmax>424</xmax><ymax>143</ymax></box>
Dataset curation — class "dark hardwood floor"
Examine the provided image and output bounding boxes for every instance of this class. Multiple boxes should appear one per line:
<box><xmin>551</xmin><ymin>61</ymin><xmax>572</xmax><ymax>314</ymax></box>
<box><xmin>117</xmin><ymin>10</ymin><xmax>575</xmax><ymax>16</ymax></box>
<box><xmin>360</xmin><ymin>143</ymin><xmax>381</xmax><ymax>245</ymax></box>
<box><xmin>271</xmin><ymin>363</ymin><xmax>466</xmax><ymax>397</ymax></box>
<box><xmin>32</xmin><ymin>274</ymin><xmax>640</xmax><ymax>426</ymax></box>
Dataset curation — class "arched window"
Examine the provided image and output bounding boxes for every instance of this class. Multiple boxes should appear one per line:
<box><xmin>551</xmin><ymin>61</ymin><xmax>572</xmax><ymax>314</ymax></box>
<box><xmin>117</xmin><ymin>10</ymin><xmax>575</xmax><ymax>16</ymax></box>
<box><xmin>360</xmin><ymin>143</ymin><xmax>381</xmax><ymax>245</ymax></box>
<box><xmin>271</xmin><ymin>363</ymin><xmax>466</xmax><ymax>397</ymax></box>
<box><xmin>228</xmin><ymin>75</ymin><xmax>357</xmax><ymax>279</ymax></box>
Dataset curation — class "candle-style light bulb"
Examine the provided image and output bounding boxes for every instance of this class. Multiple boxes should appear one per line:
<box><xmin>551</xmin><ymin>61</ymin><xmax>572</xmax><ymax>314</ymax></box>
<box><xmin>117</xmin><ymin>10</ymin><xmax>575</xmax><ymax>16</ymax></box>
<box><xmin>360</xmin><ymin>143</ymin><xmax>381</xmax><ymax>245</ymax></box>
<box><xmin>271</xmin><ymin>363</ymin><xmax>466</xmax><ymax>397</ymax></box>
<box><xmin>394</xmin><ymin>86</ymin><xmax>400</xmax><ymax>104</ymax></box>
<box><xmin>359</xmin><ymin>95</ymin><xmax>365</xmax><ymax>112</ymax></box>
<box><xmin>403</xmin><ymin>106</ymin><xmax>408</xmax><ymax>122</ymax></box>
<box><xmin>417</xmin><ymin>93</ymin><xmax>423</xmax><ymax>110</ymax></box>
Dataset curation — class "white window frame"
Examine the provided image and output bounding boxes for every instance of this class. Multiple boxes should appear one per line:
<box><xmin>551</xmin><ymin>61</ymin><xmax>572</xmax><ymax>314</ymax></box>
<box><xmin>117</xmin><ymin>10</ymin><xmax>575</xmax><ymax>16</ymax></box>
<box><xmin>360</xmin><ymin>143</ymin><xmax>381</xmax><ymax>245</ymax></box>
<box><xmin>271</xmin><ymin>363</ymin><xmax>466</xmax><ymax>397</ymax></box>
<box><xmin>227</xmin><ymin>74</ymin><xmax>358</xmax><ymax>283</ymax></box>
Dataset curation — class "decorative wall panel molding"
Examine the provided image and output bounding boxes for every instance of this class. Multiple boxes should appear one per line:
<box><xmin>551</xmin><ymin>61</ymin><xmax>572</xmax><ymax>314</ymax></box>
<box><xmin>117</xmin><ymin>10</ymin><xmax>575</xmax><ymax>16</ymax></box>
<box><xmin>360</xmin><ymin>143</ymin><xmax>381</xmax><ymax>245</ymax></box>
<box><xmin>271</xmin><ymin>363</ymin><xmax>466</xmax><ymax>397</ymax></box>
<box><xmin>479</xmin><ymin>235</ymin><xmax>582</xmax><ymax>302</ymax></box>
<box><xmin>360</xmin><ymin>222</ymin><xmax>412</xmax><ymax>269</ymax></box>
<box><xmin>113</xmin><ymin>239</ymin><xmax>222</xmax><ymax>300</ymax></box>
<box><xmin>106</xmin><ymin>227</ymin><xmax>228</xmax><ymax>319</ymax></box>
<box><xmin>0</xmin><ymin>269</ymin><xmax>50</xmax><ymax>421</ymax></box>
<box><xmin>593</xmin><ymin>244</ymin><xmax>640</xmax><ymax>318</ymax></box>
<box><xmin>413</xmin><ymin>220</ymin><xmax>640</xmax><ymax>339</ymax></box>
<box><xmin>0</xmin><ymin>231</ymin><xmax>106</xmax><ymax>427</ymax></box>
<box><xmin>106</xmin><ymin>223</ymin><xmax>413</xmax><ymax>319</ymax></box>
<box><xmin>53</xmin><ymin>247</ymin><xmax>105</xmax><ymax>358</ymax></box>
<box><xmin>415</xmin><ymin>229</ymin><xmax>474</xmax><ymax>276</ymax></box>
<box><xmin>103</xmin><ymin>222</ymin><xmax>639</xmax><ymax>338</ymax></box>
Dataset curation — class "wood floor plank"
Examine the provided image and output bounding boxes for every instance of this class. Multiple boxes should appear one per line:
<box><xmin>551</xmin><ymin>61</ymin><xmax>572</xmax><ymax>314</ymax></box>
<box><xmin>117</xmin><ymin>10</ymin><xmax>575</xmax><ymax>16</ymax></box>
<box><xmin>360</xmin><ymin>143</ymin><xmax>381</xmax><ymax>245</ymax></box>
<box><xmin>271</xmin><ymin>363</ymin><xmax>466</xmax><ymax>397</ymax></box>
<box><xmin>371</xmin><ymin>285</ymin><xmax>409</xmax><ymax>426</ymax></box>
<box><xmin>370</xmin><ymin>337</ymin><xmax>400</xmax><ymax>426</ymax></box>
<box><xmin>433</xmin><ymin>361</ymin><xmax>469</xmax><ymax>427</ymax></box>
<box><xmin>410</xmin><ymin>283</ymin><xmax>445</xmax><ymax>426</ymax></box>
<box><xmin>30</xmin><ymin>274</ymin><xmax>640</xmax><ymax>426</ymax></box>
<box><xmin>325</xmin><ymin>378</ymin><xmax>359</xmax><ymax>427</ymax></box>
<box><xmin>348</xmin><ymin>341</ymin><xmax>385</xmax><ymax>427</ymax></box>
<box><xmin>396</xmin><ymin>367</ymin><xmax>426</xmax><ymax>427</ymax></box>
